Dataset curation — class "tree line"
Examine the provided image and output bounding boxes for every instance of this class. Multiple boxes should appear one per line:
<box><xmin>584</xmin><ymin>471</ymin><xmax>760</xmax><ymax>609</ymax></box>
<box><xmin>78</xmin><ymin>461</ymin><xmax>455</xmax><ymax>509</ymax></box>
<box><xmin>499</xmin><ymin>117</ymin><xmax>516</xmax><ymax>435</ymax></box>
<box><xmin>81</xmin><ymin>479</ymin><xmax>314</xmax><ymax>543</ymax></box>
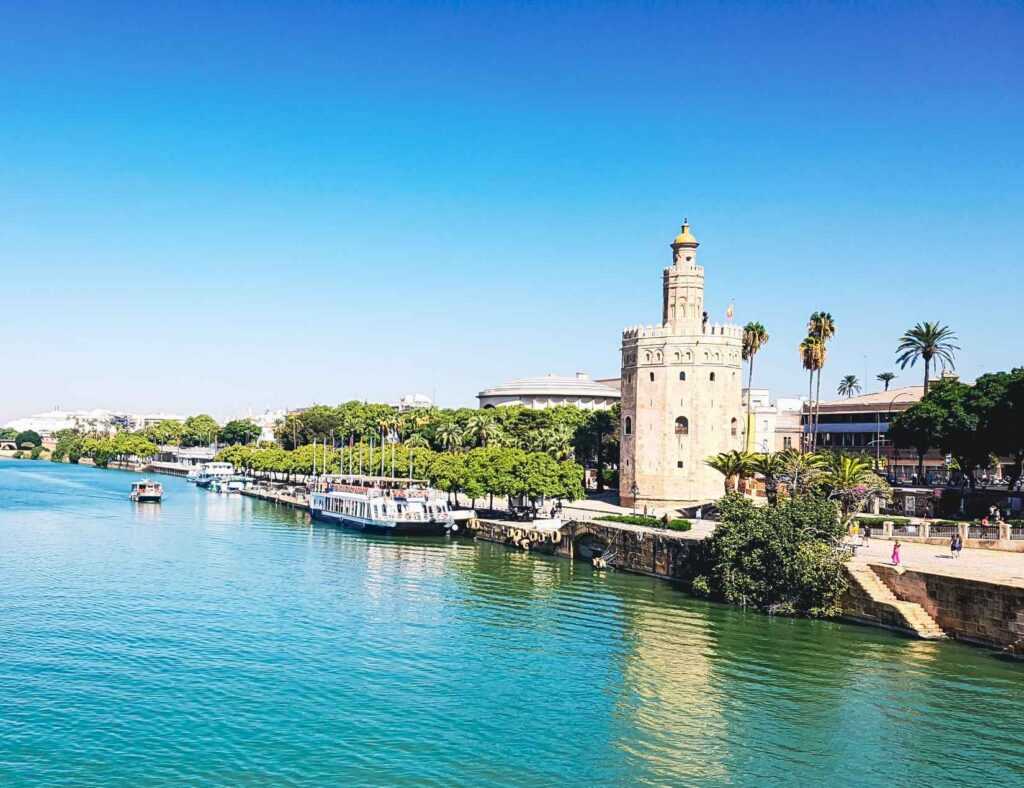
<box><xmin>215</xmin><ymin>443</ymin><xmax>585</xmax><ymax>508</ymax></box>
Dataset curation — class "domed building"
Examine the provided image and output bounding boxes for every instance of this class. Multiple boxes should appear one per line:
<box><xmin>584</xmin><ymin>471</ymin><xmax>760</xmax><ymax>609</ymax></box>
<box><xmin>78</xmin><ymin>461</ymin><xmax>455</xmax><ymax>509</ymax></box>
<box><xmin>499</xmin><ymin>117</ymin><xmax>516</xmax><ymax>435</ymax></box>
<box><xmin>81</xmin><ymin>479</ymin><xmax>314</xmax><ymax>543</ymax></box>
<box><xmin>476</xmin><ymin>372</ymin><xmax>620</xmax><ymax>410</ymax></box>
<box><xmin>619</xmin><ymin>221</ymin><xmax>744</xmax><ymax>509</ymax></box>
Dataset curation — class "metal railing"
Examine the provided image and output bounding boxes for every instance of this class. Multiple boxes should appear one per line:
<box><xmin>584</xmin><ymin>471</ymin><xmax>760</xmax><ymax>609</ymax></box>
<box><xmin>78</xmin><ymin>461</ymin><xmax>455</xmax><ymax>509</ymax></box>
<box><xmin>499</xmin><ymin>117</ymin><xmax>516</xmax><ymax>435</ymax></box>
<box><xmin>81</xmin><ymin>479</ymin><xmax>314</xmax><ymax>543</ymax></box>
<box><xmin>968</xmin><ymin>526</ymin><xmax>1001</xmax><ymax>540</ymax></box>
<box><xmin>928</xmin><ymin>525</ymin><xmax>958</xmax><ymax>538</ymax></box>
<box><xmin>892</xmin><ymin>524</ymin><xmax>922</xmax><ymax>537</ymax></box>
<box><xmin>1010</xmin><ymin>527</ymin><xmax>1024</xmax><ymax>541</ymax></box>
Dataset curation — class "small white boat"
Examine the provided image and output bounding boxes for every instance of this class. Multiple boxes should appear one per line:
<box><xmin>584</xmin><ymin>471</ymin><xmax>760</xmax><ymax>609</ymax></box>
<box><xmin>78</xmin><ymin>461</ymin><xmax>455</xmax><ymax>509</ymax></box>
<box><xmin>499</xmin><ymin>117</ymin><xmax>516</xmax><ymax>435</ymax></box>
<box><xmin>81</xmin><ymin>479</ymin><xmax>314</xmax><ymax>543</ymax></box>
<box><xmin>130</xmin><ymin>479</ymin><xmax>163</xmax><ymax>503</ymax></box>
<box><xmin>210</xmin><ymin>477</ymin><xmax>245</xmax><ymax>494</ymax></box>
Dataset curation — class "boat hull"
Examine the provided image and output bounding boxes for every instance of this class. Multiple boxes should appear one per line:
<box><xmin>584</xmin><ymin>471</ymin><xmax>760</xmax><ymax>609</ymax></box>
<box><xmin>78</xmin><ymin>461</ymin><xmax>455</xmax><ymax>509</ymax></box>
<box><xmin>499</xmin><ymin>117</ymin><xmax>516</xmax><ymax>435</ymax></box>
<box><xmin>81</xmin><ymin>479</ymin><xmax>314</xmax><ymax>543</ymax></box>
<box><xmin>131</xmin><ymin>494</ymin><xmax>162</xmax><ymax>503</ymax></box>
<box><xmin>310</xmin><ymin>507</ymin><xmax>449</xmax><ymax>536</ymax></box>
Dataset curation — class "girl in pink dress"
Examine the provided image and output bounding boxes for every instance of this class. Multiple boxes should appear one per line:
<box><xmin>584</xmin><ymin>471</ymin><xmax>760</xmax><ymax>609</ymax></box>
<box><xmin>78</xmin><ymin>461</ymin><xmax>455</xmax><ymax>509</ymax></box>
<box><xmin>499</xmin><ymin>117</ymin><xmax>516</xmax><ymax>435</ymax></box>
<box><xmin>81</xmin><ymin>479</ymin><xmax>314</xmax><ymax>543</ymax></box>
<box><xmin>892</xmin><ymin>541</ymin><xmax>901</xmax><ymax>566</ymax></box>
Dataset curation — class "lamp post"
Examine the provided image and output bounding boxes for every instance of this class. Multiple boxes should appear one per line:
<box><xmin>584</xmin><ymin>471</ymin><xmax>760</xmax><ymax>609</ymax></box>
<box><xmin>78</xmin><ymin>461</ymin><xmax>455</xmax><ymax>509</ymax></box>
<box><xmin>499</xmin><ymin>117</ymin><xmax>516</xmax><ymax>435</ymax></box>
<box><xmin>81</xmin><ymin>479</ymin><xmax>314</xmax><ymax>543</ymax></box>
<box><xmin>885</xmin><ymin>391</ymin><xmax>914</xmax><ymax>483</ymax></box>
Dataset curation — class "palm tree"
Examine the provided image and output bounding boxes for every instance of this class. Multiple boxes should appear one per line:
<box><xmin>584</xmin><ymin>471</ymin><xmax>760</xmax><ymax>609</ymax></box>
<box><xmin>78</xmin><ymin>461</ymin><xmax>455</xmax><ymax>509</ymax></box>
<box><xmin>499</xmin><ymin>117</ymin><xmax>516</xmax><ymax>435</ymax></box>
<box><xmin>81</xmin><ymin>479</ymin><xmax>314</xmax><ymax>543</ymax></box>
<box><xmin>799</xmin><ymin>336</ymin><xmax>823</xmax><ymax>453</ymax></box>
<box><xmin>742</xmin><ymin>321</ymin><xmax>769</xmax><ymax>452</ymax></box>
<box><xmin>821</xmin><ymin>453</ymin><xmax>886</xmax><ymax>528</ymax></box>
<box><xmin>404</xmin><ymin>434</ymin><xmax>430</xmax><ymax>449</ymax></box>
<box><xmin>837</xmin><ymin>375</ymin><xmax>861</xmax><ymax>398</ymax></box>
<box><xmin>778</xmin><ymin>449</ymin><xmax>826</xmax><ymax>497</ymax></box>
<box><xmin>895</xmin><ymin>321</ymin><xmax>959</xmax><ymax>396</ymax></box>
<box><xmin>464</xmin><ymin>412</ymin><xmax>501</xmax><ymax>448</ymax></box>
<box><xmin>434</xmin><ymin>419</ymin><xmax>464</xmax><ymax>452</ymax></box>
<box><xmin>705</xmin><ymin>450</ymin><xmax>755</xmax><ymax>495</ymax></box>
<box><xmin>751</xmin><ymin>452</ymin><xmax>787</xmax><ymax>504</ymax></box>
<box><xmin>808</xmin><ymin>312</ymin><xmax>836</xmax><ymax>448</ymax></box>
<box><xmin>876</xmin><ymin>372</ymin><xmax>896</xmax><ymax>391</ymax></box>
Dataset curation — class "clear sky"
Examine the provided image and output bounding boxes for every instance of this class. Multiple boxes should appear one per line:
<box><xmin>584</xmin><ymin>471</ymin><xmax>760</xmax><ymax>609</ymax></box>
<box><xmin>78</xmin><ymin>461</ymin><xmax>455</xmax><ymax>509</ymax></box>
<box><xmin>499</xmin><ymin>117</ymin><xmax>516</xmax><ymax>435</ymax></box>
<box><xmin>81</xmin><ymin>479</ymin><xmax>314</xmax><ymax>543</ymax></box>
<box><xmin>1</xmin><ymin>1</ymin><xmax>1021</xmax><ymax>422</ymax></box>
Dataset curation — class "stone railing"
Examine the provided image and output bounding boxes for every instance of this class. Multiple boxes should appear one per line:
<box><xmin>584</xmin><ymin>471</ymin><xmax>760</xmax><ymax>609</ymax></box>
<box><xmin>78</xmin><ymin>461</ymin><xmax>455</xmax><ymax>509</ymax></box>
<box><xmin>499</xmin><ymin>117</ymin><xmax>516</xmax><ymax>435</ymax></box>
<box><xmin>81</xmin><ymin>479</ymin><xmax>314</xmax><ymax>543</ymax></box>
<box><xmin>861</xmin><ymin>519</ymin><xmax>1021</xmax><ymax>551</ymax></box>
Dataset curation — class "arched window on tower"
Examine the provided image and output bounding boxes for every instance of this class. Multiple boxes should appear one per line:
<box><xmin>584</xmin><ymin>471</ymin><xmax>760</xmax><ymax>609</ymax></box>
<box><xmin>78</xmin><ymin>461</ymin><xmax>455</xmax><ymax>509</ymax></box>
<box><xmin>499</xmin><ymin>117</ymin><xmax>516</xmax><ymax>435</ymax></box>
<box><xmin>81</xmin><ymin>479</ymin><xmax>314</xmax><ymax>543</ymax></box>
<box><xmin>710</xmin><ymin>372</ymin><xmax>716</xmax><ymax>382</ymax></box>
<box><xmin>624</xmin><ymin>416</ymin><xmax>632</xmax><ymax>435</ymax></box>
<box><xmin>730</xmin><ymin>417</ymin><xmax>738</xmax><ymax>437</ymax></box>
<box><xmin>675</xmin><ymin>416</ymin><xmax>689</xmax><ymax>435</ymax></box>
<box><xmin>679</xmin><ymin>371</ymin><xmax>686</xmax><ymax>381</ymax></box>
<box><xmin>649</xmin><ymin>372</ymin><xmax>655</xmax><ymax>382</ymax></box>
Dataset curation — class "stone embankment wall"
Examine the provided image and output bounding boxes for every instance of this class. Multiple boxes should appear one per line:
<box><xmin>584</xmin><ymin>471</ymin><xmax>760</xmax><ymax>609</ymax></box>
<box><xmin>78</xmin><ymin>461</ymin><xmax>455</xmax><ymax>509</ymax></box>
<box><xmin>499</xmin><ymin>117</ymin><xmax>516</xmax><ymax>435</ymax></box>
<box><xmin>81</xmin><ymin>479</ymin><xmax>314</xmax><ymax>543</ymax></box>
<box><xmin>471</xmin><ymin>518</ymin><xmax>703</xmax><ymax>582</ymax></box>
<box><xmin>871</xmin><ymin>565</ymin><xmax>1024</xmax><ymax>651</ymax></box>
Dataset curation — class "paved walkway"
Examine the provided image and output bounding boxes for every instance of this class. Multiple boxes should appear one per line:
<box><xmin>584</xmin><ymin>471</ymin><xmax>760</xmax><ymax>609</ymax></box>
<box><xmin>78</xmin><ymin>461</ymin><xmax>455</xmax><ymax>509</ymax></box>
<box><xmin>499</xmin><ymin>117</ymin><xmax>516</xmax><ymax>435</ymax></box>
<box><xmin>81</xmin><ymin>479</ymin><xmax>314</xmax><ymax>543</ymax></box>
<box><xmin>851</xmin><ymin>538</ymin><xmax>1024</xmax><ymax>588</ymax></box>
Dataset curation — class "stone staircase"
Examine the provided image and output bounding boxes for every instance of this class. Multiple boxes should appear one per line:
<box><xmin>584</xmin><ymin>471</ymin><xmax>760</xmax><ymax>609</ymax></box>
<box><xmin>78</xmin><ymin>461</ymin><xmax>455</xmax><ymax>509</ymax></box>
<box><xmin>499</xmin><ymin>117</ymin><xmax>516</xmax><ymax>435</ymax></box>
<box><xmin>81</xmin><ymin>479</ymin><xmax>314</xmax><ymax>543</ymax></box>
<box><xmin>848</xmin><ymin>566</ymin><xmax>947</xmax><ymax>640</ymax></box>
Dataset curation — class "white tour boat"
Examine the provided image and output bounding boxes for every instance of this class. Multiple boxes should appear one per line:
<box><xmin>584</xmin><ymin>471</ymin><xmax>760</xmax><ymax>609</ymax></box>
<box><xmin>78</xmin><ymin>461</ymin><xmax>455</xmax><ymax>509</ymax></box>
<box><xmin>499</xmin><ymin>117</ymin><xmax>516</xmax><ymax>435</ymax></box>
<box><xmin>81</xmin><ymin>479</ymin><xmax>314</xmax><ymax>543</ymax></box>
<box><xmin>308</xmin><ymin>475</ymin><xmax>474</xmax><ymax>536</ymax></box>
<box><xmin>194</xmin><ymin>462</ymin><xmax>236</xmax><ymax>489</ymax></box>
<box><xmin>129</xmin><ymin>479</ymin><xmax>163</xmax><ymax>503</ymax></box>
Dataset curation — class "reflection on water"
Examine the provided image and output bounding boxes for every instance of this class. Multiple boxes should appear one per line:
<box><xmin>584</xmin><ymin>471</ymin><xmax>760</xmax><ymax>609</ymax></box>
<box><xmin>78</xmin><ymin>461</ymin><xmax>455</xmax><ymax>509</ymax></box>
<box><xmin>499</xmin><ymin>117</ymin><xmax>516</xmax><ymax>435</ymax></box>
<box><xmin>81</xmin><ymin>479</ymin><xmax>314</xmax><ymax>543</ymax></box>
<box><xmin>1</xmin><ymin>459</ymin><xmax>1023</xmax><ymax>786</ymax></box>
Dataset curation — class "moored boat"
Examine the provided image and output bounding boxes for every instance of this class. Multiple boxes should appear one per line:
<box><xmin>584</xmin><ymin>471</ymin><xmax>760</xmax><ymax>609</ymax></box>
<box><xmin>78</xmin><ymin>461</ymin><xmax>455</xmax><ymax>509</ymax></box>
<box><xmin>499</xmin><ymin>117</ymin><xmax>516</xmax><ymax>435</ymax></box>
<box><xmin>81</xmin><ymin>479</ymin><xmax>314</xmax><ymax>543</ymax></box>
<box><xmin>194</xmin><ymin>462</ymin><xmax>235</xmax><ymax>489</ymax></box>
<box><xmin>130</xmin><ymin>479</ymin><xmax>163</xmax><ymax>503</ymax></box>
<box><xmin>309</xmin><ymin>475</ymin><xmax>473</xmax><ymax>536</ymax></box>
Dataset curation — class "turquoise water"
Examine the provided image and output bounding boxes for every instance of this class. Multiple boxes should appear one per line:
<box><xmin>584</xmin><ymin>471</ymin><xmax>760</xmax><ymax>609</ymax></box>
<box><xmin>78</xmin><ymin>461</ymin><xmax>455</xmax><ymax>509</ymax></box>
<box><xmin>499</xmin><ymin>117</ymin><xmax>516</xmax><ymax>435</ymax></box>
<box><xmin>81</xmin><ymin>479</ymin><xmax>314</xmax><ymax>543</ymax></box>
<box><xmin>2</xmin><ymin>460</ymin><xmax>1023</xmax><ymax>786</ymax></box>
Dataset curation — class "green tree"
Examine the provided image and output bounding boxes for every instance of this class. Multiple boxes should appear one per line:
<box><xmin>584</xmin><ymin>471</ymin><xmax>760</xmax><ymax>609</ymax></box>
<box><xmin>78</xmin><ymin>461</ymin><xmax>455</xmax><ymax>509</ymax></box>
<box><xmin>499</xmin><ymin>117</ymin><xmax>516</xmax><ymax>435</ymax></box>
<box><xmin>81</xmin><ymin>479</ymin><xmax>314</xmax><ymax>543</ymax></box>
<box><xmin>463</xmin><ymin>411</ymin><xmax>501</xmax><ymax>448</ymax></box>
<box><xmin>15</xmin><ymin>430</ymin><xmax>42</xmax><ymax>449</ymax></box>
<box><xmin>837</xmin><ymin>375</ymin><xmax>861</xmax><ymax>398</ymax></box>
<box><xmin>889</xmin><ymin>399</ymin><xmax>945</xmax><ymax>481</ymax></box>
<box><xmin>181</xmin><ymin>414</ymin><xmax>220</xmax><ymax>447</ymax></box>
<box><xmin>820</xmin><ymin>453</ymin><xmax>891</xmax><ymax>528</ymax></box>
<box><xmin>50</xmin><ymin>429</ymin><xmax>85</xmax><ymax>464</ymax></box>
<box><xmin>876</xmin><ymin>372</ymin><xmax>896</xmax><ymax>391</ymax></box>
<box><xmin>895</xmin><ymin>321</ymin><xmax>959</xmax><ymax>396</ymax></box>
<box><xmin>807</xmin><ymin>312</ymin><xmax>836</xmax><ymax>448</ymax></box>
<box><xmin>751</xmin><ymin>452</ymin><xmax>787</xmax><ymax>504</ymax></box>
<box><xmin>144</xmin><ymin>419</ymin><xmax>184</xmax><ymax>446</ymax></box>
<box><xmin>434</xmin><ymin>419</ymin><xmax>464</xmax><ymax>452</ymax></box>
<box><xmin>219</xmin><ymin>419</ymin><xmax>261</xmax><ymax>446</ymax></box>
<box><xmin>705</xmin><ymin>450</ymin><xmax>755</xmax><ymax>495</ymax></box>
<box><xmin>692</xmin><ymin>494</ymin><xmax>848</xmax><ymax>617</ymax></box>
<box><xmin>972</xmin><ymin>369</ymin><xmax>1024</xmax><ymax>489</ymax></box>
<box><xmin>799</xmin><ymin>336</ymin><xmax>823</xmax><ymax>452</ymax></box>
<box><xmin>742</xmin><ymin>321</ymin><xmax>769</xmax><ymax>451</ymax></box>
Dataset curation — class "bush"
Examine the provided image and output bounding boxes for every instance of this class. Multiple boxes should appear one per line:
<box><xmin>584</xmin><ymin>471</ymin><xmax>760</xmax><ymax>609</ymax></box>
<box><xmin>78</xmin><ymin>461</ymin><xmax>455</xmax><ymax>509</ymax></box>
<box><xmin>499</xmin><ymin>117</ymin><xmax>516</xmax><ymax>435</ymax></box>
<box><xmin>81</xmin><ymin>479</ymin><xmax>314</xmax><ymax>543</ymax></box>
<box><xmin>692</xmin><ymin>494</ymin><xmax>848</xmax><ymax>618</ymax></box>
<box><xmin>857</xmin><ymin>515</ymin><xmax>911</xmax><ymax>526</ymax></box>
<box><xmin>15</xmin><ymin>430</ymin><xmax>41</xmax><ymax>449</ymax></box>
<box><xmin>596</xmin><ymin>514</ymin><xmax>691</xmax><ymax>531</ymax></box>
<box><xmin>29</xmin><ymin>446</ymin><xmax>43</xmax><ymax>460</ymax></box>
<box><xmin>12</xmin><ymin>451</ymin><xmax>23</xmax><ymax>459</ymax></box>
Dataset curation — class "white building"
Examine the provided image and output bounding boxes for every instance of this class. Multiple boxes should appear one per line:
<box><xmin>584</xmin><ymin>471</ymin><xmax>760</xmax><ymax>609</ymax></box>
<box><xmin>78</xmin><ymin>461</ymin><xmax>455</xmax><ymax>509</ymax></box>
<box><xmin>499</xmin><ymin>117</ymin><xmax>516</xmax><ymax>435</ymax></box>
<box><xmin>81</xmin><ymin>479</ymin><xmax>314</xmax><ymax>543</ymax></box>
<box><xmin>3</xmin><ymin>409</ymin><xmax>184</xmax><ymax>437</ymax></box>
<box><xmin>396</xmin><ymin>393</ymin><xmax>433</xmax><ymax>412</ymax></box>
<box><xmin>742</xmin><ymin>389</ymin><xmax>805</xmax><ymax>453</ymax></box>
<box><xmin>476</xmin><ymin>373</ymin><xmax>620</xmax><ymax>410</ymax></box>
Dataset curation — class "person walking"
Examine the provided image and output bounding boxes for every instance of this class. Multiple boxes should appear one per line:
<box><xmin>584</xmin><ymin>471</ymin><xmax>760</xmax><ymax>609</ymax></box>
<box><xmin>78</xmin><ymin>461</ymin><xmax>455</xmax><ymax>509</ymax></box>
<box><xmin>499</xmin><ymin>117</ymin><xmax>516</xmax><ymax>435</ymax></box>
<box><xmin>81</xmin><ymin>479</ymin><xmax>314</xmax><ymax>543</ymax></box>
<box><xmin>953</xmin><ymin>533</ymin><xmax>963</xmax><ymax>559</ymax></box>
<box><xmin>950</xmin><ymin>533</ymin><xmax>959</xmax><ymax>559</ymax></box>
<box><xmin>891</xmin><ymin>540</ymin><xmax>902</xmax><ymax>566</ymax></box>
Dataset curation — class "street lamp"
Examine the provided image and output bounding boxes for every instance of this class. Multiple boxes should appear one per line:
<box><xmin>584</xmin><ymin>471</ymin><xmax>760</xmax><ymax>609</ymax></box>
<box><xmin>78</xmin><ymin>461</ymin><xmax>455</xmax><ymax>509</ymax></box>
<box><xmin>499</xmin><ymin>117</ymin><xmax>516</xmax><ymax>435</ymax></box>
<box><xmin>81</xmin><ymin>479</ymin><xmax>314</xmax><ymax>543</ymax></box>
<box><xmin>883</xmin><ymin>391</ymin><xmax>915</xmax><ymax>483</ymax></box>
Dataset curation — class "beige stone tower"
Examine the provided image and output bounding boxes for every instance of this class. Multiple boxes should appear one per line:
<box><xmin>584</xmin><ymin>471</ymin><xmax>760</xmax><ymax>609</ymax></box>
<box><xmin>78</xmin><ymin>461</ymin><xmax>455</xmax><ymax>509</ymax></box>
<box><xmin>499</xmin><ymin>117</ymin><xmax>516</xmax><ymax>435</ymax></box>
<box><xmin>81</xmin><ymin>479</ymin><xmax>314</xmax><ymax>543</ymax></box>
<box><xmin>619</xmin><ymin>221</ymin><xmax>744</xmax><ymax>509</ymax></box>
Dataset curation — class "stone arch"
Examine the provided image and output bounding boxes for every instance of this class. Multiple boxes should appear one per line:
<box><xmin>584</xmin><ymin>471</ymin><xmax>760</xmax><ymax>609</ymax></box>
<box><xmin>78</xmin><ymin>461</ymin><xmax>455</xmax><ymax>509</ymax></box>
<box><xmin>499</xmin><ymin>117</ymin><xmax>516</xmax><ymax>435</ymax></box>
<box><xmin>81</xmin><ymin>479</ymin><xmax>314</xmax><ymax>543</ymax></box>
<box><xmin>675</xmin><ymin>416</ymin><xmax>689</xmax><ymax>435</ymax></box>
<box><xmin>644</xmin><ymin>351</ymin><xmax>651</xmax><ymax>363</ymax></box>
<box><xmin>679</xmin><ymin>371</ymin><xmax>686</xmax><ymax>381</ymax></box>
<box><xmin>624</xmin><ymin>416</ymin><xmax>632</xmax><ymax>435</ymax></box>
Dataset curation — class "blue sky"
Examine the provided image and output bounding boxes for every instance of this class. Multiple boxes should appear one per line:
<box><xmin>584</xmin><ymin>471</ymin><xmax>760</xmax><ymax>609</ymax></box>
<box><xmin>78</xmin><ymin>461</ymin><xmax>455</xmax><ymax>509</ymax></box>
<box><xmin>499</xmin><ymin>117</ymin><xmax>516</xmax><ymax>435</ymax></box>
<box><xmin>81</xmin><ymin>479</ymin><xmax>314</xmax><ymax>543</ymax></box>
<box><xmin>1</xmin><ymin>1</ymin><xmax>1021</xmax><ymax>421</ymax></box>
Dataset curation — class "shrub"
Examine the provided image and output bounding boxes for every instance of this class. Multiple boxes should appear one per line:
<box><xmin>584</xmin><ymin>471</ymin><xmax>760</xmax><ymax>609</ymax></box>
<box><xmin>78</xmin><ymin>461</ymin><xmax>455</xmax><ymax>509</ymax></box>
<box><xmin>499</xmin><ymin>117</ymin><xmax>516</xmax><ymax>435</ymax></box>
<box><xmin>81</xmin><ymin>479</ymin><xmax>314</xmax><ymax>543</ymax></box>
<box><xmin>15</xmin><ymin>430</ymin><xmax>42</xmax><ymax>448</ymax></box>
<box><xmin>596</xmin><ymin>514</ymin><xmax>691</xmax><ymax>531</ymax></box>
<box><xmin>29</xmin><ymin>446</ymin><xmax>43</xmax><ymax>460</ymax></box>
<box><xmin>12</xmin><ymin>450</ymin><xmax>23</xmax><ymax>459</ymax></box>
<box><xmin>691</xmin><ymin>493</ymin><xmax>848</xmax><ymax>618</ymax></box>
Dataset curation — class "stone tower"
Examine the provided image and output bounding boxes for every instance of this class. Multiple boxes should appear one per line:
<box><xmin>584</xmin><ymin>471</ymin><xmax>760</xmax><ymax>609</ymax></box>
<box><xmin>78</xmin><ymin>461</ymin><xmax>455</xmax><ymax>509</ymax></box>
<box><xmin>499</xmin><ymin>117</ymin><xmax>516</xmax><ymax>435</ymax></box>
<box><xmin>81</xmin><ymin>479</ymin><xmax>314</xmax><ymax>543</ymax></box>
<box><xmin>619</xmin><ymin>221</ymin><xmax>744</xmax><ymax>509</ymax></box>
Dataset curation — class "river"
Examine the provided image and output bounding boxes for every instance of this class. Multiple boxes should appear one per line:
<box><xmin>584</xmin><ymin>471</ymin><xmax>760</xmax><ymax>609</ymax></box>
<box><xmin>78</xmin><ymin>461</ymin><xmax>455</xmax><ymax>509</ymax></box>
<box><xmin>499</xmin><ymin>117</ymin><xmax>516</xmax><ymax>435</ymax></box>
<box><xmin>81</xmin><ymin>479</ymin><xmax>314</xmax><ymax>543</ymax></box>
<box><xmin>1</xmin><ymin>459</ymin><xmax>1022</xmax><ymax>786</ymax></box>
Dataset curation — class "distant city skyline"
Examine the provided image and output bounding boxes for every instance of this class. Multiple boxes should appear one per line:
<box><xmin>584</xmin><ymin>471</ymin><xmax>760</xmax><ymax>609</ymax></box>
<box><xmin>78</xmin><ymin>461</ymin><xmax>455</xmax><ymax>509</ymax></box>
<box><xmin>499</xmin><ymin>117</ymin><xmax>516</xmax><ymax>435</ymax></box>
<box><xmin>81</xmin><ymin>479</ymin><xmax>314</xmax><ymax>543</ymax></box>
<box><xmin>2</xmin><ymin>1</ymin><xmax>1021</xmax><ymax>423</ymax></box>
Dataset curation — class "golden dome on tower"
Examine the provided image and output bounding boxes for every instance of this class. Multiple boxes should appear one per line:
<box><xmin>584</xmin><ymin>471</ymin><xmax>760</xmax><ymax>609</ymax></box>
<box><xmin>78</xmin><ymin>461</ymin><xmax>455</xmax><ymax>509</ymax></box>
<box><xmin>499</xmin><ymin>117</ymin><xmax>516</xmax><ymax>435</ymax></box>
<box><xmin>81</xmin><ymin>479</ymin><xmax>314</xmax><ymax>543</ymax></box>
<box><xmin>672</xmin><ymin>219</ymin><xmax>699</xmax><ymax>247</ymax></box>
